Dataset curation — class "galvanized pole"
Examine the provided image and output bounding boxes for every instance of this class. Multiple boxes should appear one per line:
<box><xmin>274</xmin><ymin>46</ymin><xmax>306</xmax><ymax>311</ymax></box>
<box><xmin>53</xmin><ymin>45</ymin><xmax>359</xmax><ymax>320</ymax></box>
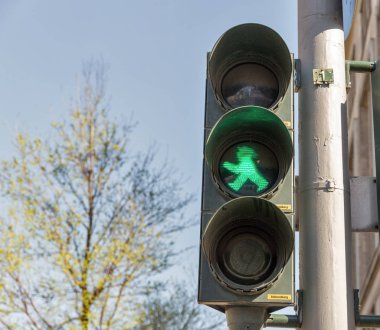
<box><xmin>225</xmin><ymin>307</ymin><xmax>267</xmax><ymax>330</ymax></box>
<box><xmin>298</xmin><ymin>1</ymin><xmax>355</xmax><ymax>329</ymax></box>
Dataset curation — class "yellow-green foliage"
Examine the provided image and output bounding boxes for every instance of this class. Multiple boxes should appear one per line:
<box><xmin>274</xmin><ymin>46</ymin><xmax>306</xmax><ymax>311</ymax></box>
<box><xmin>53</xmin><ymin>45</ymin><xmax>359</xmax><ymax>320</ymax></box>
<box><xmin>0</xmin><ymin>66</ymin><xmax>190</xmax><ymax>330</ymax></box>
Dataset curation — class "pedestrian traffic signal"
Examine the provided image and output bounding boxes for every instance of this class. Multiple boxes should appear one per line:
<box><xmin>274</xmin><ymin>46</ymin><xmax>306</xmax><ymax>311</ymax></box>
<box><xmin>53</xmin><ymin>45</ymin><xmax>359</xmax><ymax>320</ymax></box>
<box><xmin>198</xmin><ymin>23</ymin><xmax>295</xmax><ymax>313</ymax></box>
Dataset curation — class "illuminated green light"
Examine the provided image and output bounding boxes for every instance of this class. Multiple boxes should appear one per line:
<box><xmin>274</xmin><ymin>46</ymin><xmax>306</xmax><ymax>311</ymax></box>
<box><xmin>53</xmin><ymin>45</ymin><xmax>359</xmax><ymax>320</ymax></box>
<box><xmin>223</xmin><ymin>146</ymin><xmax>269</xmax><ymax>192</ymax></box>
<box><xmin>219</xmin><ymin>142</ymin><xmax>279</xmax><ymax>196</ymax></box>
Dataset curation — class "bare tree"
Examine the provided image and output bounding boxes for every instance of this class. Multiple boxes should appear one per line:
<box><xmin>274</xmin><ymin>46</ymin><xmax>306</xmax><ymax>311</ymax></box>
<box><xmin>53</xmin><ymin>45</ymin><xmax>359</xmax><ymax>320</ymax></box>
<box><xmin>133</xmin><ymin>281</ymin><xmax>225</xmax><ymax>330</ymax></box>
<box><xmin>0</xmin><ymin>62</ymin><xmax>192</xmax><ymax>330</ymax></box>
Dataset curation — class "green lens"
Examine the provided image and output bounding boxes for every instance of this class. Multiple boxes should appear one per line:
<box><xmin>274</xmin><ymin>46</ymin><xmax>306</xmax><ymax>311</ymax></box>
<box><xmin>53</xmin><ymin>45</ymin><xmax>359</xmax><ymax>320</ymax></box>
<box><xmin>219</xmin><ymin>142</ymin><xmax>279</xmax><ymax>196</ymax></box>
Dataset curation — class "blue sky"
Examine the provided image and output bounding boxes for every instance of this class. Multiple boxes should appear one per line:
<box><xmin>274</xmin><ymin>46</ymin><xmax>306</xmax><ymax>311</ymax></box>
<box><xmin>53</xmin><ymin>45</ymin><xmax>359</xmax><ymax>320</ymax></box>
<box><xmin>0</xmin><ymin>0</ymin><xmax>298</xmax><ymax>327</ymax></box>
<box><xmin>0</xmin><ymin>0</ymin><xmax>297</xmax><ymax>165</ymax></box>
<box><xmin>0</xmin><ymin>0</ymin><xmax>297</xmax><ymax>240</ymax></box>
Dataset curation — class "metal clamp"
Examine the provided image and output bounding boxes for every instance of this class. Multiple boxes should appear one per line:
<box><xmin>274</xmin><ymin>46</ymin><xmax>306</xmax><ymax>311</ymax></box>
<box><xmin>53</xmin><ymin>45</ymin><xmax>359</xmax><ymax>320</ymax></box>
<box><xmin>300</xmin><ymin>179</ymin><xmax>338</xmax><ymax>193</ymax></box>
<box><xmin>313</xmin><ymin>68</ymin><xmax>334</xmax><ymax>85</ymax></box>
<box><xmin>294</xmin><ymin>59</ymin><xmax>301</xmax><ymax>92</ymax></box>
<box><xmin>354</xmin><ymin>289</ymin><xmax>380</xmax><ymax>327</ymax></box>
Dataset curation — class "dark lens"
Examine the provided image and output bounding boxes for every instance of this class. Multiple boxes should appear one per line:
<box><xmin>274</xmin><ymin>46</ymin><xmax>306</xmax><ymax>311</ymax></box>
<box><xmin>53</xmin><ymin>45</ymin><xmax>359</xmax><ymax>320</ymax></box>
<box><xmin>222</xmin><ymin>63</ymin><xmax>279</xmax><ymax>108</ymax></box>
<box><xmin>217</xmin><ymin>227</ymin><xmax>277</xmax><ymax>285</ymax></box>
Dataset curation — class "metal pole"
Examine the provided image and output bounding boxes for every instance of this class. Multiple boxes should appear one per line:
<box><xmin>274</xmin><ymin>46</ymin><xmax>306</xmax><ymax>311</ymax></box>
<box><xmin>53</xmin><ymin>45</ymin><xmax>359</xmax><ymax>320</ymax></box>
<box><xmin>264</xmin><ymin>315</ymin><xmax>300</xmax><ymax>328</ymax></box>
<box><xmin>348</xmin><ymin>60</ymin><xmax>377</xmax><ymax>73</ymax></box>
<box><xmin>225</xmin><ymin>306</ymin><xmax>267</xmax><ymax>330</ymax></box>
<box><xmin>371</xmin><ymin>61</ymin><xmax>380</xmax><ymax>241</ymax></box>
<box><xmin>354</xmin><ymin>289</ymin><xmax>380</xmax><ymax>328</ymax></box>
<box><xmin>298</xmin><ymin>1</ymin><xmax>355</xmax><ymax>329</ymax></box>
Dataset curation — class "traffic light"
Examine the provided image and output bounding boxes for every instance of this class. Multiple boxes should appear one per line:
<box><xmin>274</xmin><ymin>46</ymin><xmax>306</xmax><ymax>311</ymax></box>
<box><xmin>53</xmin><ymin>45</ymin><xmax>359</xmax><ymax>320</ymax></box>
<box><xmin>198</xmin><ymin>23</ymin><xmax>295</xmax><ymax>313</ymax></box>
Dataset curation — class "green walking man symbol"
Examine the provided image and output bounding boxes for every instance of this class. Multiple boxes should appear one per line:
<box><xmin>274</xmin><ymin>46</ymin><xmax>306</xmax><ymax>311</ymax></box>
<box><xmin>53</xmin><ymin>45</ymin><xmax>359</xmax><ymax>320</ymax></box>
<box><xmin>222</xmin><ymin>145</ymin><xmax>269</xmax><ymax>193</ymax></box>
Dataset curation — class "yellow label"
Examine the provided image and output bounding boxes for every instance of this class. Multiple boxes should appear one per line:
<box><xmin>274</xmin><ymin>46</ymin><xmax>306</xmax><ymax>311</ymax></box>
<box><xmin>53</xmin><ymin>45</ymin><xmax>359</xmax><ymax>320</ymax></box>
<box><xmin>267</xmin><ymin>294</ymin><xmax>292</xmax><ymax>301</ymax></box>
<box><xmin>276</xmin><ymin>204</ymin><xmax>292</xmax><ymax>211</ymax></box>
<box><xmin>283</xmin><ymin>121</ymin><xmax>292</xmax><ymax>128</ymax></box>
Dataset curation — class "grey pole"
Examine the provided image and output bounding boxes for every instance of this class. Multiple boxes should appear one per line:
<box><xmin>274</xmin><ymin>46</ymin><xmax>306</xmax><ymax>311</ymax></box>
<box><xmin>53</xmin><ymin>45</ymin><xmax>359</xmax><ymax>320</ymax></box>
<box><xmin>298</xmin><ymin>1</ymin><xmax>355</xmax><ymax>329</ymax></box>
<box><xmin>225</xmin><ymin>306</ymin><xmax>267</xmax><ymax>330</ymax></box>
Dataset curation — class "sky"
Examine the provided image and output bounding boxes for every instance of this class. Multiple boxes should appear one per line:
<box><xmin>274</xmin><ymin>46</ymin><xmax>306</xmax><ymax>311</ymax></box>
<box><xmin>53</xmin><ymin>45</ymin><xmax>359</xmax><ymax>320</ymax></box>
<box><xmin>0</xmin><ymin>0</ymin><xmax>298</xmax><ymax>327</ymax></box>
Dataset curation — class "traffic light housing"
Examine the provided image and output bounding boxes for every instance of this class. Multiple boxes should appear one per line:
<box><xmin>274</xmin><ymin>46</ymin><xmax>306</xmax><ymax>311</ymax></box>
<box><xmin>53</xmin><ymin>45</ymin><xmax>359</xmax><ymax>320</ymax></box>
<box><xmin>198</xmin><ymin>23</ymin><xmax>295</xmax><ymax>312</ymax></box>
